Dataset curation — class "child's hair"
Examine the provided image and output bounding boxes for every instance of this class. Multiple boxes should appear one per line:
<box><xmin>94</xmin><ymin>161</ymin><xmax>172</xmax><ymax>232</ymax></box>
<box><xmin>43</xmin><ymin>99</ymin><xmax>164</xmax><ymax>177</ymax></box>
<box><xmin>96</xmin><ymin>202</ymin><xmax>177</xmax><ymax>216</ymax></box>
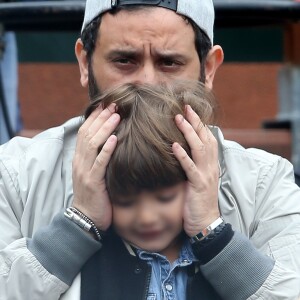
<box><xmin>84</xmin><ymin>81</ymin><xmax>216</xmax><ymax>201</ymax></box>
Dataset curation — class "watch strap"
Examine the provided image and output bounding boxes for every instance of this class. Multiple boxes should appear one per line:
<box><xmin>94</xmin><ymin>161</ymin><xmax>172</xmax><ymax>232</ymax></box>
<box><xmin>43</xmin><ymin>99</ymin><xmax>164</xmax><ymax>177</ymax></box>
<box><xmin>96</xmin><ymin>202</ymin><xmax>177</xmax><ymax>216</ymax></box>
<box><xmin>190</xmin><ymin>217</ymin><xmax>225</xmax><ymax>244</ymax></box>
<box><xmin>191</xmin><ymin>223</ymin><xmax>234</xmax><ymax>264</ymax></box>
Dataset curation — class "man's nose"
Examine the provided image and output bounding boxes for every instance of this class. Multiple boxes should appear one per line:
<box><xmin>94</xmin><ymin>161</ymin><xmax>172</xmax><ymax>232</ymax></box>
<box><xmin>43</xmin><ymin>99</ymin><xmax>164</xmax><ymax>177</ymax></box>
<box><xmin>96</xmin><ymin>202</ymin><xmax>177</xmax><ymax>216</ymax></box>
<box><xmin>134</xmin><ymin>63</ymin><xmax>160</xmax><ymax>85</ymax></box>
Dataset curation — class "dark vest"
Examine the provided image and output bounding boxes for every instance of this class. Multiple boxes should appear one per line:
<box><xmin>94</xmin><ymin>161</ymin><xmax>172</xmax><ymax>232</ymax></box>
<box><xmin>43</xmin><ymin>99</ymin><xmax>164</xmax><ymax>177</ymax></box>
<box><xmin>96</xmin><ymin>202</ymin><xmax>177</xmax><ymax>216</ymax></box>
<box><xmin>80</xmin><ymin>233</ymin><xmax>222</xmax><ymax>300</ymax></box>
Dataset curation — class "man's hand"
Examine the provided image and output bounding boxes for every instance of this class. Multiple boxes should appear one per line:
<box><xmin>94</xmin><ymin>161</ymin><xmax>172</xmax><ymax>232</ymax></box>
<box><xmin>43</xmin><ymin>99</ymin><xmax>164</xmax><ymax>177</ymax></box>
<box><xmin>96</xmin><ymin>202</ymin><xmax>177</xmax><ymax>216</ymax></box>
<box><xmin>72</xmin><ymin>103</ymin><xmax>120</xmax><ymax>231</ymax></box>
<box><xmin>172</xmin><ymin>105</ymin><xmax>220</xmax><ymax>237</ymax></box>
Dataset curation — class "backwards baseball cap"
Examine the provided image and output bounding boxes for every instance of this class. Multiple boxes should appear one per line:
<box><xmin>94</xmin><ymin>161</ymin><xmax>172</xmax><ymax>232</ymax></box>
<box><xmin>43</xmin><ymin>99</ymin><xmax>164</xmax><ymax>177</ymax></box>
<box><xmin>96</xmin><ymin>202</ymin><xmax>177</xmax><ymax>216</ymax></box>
<box><xmin>81</xmin><ymin>0</ymin><xmax>215</xmax><ymax>44</ymax></box>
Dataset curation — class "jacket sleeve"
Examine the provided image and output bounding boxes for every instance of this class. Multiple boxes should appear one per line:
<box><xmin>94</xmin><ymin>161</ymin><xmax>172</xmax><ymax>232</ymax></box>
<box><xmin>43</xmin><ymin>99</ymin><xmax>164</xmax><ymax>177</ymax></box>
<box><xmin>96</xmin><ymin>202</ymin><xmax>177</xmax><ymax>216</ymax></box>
<box><xmin>0</xmin><ymin>194</ymin><xmax>102</xmax><ymax>300</ymax></box>
<box><xmin>0</xmin><ymin>238</ymin><xmax>69</xmax><ymax>299</ymax></box>
<box><xmin>0</xmin><ymin>208</ymin><xmax>102</xmax><ymax>300</ymax></box>
<box><xmin>199</xmin><ymin>156</ymin><xmax>300</xmax><ymax>299</ymax></box>
<box><xmin>0</xmin><ymin>139</ymin><xmax>101</xmax><ymax>300</ymax></box>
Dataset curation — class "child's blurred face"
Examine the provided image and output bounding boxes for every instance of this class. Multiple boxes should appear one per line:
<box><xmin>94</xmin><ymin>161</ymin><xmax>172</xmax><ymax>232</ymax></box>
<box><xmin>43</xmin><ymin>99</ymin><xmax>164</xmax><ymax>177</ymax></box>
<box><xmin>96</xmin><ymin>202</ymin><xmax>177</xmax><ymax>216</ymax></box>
<box><xmin>112</xmin><ymin>182</ymin><xmax>186</xmax><ymax>254</ymax></box>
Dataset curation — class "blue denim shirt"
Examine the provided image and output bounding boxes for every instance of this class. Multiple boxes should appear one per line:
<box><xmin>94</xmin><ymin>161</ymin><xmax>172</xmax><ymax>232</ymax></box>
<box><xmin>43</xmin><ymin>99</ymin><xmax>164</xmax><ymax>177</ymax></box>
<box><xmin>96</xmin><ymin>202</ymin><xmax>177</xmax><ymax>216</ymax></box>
<box><xmin>137</xmin><ymin>239</ymin><xmax>198</xmax><ymax>300</ymax></box>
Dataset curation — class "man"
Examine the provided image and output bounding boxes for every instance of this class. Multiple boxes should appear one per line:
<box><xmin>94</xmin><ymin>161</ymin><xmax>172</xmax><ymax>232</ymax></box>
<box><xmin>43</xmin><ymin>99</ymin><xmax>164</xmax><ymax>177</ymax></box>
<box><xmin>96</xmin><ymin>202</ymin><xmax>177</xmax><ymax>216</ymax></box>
<box><xmin>0</xmin><ymin>1</ymin><xmax>299</xmax><ymax>299</ymax></box>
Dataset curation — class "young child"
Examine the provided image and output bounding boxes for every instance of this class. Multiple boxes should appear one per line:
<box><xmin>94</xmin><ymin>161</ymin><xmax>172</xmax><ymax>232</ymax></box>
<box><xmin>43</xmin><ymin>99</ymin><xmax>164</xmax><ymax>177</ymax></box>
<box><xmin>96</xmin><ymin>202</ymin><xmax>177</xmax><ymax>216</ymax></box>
<box><xmin>80</xmin><ymin>82</ymin><xmax>228</xmax><ymax>299</ymax></box>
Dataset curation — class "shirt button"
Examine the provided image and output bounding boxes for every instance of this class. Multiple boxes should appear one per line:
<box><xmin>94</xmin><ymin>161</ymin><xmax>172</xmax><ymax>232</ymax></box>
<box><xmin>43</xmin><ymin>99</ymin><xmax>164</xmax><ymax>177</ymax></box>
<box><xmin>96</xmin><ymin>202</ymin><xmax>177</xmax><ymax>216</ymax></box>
<box><xmin>165</xmin><ymin>284</ymin><xmax>173</xmax><ymax>291</ymax></box>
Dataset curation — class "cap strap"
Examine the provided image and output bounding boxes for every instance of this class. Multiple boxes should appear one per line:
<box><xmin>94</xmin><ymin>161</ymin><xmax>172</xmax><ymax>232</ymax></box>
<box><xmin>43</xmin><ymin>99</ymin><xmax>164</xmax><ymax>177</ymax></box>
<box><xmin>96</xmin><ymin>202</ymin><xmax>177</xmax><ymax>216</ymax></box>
<box><xmin>112</xmin><ymin>0</ymin><xmax>177</xmax><ymax>11</ymax></box>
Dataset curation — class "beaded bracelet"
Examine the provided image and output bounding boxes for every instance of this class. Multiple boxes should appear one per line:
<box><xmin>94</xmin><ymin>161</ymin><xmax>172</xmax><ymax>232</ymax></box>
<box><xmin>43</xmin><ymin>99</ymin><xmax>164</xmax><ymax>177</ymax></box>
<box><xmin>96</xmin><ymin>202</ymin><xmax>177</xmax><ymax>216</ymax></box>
<box><xmin>64</xmin><ymin>207</ymin><xmax>103</xmax><ymax>241</ymax></box>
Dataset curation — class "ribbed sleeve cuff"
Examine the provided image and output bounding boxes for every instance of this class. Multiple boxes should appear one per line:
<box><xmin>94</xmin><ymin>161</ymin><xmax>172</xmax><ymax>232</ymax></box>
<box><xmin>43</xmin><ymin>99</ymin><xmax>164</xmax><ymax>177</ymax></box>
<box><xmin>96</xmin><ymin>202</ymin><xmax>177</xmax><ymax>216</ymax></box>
<box><xmin>201</xmin><ymin>231</ymin><xmax>274</xmax><ymax>299</ymax></box>
<box><xmin>27</xmin><ymin>210</ymin><xmax>102</xmax><ymax>285</ymax></box>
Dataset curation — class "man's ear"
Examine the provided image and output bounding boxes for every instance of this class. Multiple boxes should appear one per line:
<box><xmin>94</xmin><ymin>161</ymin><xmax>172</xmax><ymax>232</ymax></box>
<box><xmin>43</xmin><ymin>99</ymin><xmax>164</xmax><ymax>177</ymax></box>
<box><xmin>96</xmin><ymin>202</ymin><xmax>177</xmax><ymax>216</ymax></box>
<box><xmin>75</xmin><ymin>38</ymin><xmax>89</xmax><ymax>88</ymax></box>
<box><xmin>204</xmin><ymin>45</ymin><xmax>224</xmax><ymax>89</ymax></box>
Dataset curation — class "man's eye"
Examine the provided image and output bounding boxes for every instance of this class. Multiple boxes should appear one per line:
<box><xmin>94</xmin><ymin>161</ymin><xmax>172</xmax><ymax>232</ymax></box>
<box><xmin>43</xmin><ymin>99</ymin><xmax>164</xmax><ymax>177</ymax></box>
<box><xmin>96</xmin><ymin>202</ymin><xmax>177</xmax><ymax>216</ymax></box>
<box><xmin>160</xmin><ymin>59</ymin><xmax>182</xmax><ymax>69</ymax></box>
<box><xmin>162</xmin><ymin>59</ymin><xmax>176</xmax><ymax>66</ymax></box>
<box><xmin>114</xmin><ymin>58</ymin><xmax>132</xmax><ymax>64</ymax></box>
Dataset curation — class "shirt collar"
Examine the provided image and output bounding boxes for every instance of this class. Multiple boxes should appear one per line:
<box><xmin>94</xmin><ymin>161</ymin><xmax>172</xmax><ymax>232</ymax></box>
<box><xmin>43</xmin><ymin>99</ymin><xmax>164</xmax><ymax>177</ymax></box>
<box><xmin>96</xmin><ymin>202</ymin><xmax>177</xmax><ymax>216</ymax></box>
<box><xmin>135</xmin><ymin>237</ymin><xmax>198</xmax><ymax>264</ymax></box>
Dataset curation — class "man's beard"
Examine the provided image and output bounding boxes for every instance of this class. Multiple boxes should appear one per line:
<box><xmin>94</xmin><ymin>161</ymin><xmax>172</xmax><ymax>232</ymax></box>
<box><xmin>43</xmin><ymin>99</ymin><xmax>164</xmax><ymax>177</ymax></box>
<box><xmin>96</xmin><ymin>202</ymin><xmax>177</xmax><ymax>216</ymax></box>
<box><xmin>88</xmin><ymin>62</ymin><xmax>101</xmax><ymax>101</ymax></box>
<box><xmin>200</xmin><ymin>65</ymin><xmax>205</xmax><ymax>84</ymax></box>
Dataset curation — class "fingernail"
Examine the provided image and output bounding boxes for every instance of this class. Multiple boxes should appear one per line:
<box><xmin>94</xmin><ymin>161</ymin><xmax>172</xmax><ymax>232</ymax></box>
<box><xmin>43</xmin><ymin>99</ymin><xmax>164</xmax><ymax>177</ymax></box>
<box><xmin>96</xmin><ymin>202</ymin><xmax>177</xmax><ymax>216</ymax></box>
<box><xmin>173</xmin><ymin>142</ymin><xmax>180</xmax><ymax>149</ymax></box>
<box><xmin>108</xmin><ymin>135</ymin><xmax>117</xmax><ymax>142</ymax></box>
<box><xmin>107</xmin><ymin>103</ymin><xmax>116</xmax><ymax>113</ymax></box>
<box><xmin>176</xmin><ymin>114</ymin><xmax>185</xmax><ymax>123</ymax></box>
<box><xmin>109</xmin><ymin>114</ymin><xmax>119</xmax><ymax>123</ymax></box>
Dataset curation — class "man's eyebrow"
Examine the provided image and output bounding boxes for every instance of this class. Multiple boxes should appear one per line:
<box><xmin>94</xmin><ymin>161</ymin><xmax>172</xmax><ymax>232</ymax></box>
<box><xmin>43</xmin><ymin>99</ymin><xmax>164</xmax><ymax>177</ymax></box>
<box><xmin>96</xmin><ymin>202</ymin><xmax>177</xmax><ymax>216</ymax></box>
<box><xmin>153</xmin><ymin>50</ymin><xmax>187</xmax><ymax>61</ymax></box>
<box><xmin>106</xmin><ymin>49</ymin><xmax>142</xmax><ymax>59</ymax></box>
<box><xmin>106</xmin><ymin>49</ymin><xmax>187</xmax><ymax>61</ymax></box>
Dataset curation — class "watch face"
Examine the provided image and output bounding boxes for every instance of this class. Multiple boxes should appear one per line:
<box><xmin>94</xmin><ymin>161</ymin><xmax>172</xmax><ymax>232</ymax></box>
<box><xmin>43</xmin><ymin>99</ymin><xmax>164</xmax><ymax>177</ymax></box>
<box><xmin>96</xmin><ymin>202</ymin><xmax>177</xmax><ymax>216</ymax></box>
<box><xmin>190</xmin><ymin>219</ymin><xmax>226</xmax><ymax>244</ymax></box>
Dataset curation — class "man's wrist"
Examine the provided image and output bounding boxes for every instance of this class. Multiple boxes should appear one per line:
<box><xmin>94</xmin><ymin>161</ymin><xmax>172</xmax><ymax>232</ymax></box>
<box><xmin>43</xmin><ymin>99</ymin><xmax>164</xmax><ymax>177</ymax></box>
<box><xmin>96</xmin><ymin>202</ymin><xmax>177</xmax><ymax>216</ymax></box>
<box><xmin>191</xmin><ymin>219</ymin><xmax>234</xmax><ymax>265</ymax></box>
<box><xmin>190</xmin><ymin>217</ymin><xmax>225</xmax><ymax>244</ymax></box>
<box><xmin>64</xmin><ymin>207</ymin><xmax>104</xmax><ymax>241</ymax></box>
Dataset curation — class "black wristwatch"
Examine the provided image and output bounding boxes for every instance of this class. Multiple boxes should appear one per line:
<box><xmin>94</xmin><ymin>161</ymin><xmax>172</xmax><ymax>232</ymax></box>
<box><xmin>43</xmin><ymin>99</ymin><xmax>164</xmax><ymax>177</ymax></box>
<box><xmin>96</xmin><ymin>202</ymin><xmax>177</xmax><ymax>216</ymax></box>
<box><xmin>190</xmin><ymin>217</ymin><xmax>225</xmax><ymax>245</ymax></box>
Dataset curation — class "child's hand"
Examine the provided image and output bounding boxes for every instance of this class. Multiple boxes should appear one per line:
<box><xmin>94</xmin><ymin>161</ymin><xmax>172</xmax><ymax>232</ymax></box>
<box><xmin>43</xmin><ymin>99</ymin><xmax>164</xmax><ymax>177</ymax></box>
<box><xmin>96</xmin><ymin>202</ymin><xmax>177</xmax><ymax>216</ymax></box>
<box><xmin>172</xmin><ymin>105</ymin><xmax>220</xmax><ymax>237</ymax></box>
<box><xmin>72</xmin><ymin>103</ymin><xmax>120</xmax><ymax>231</ymax></box>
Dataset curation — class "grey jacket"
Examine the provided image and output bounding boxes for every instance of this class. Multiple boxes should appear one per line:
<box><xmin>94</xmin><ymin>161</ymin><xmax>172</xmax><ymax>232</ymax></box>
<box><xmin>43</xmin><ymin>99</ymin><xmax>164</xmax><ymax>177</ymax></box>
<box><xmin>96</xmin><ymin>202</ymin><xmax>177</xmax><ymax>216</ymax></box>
<box><xmin>0</xmin><ymin>117</ymin><xmax>300</xmax><ymax>300</ymax></box>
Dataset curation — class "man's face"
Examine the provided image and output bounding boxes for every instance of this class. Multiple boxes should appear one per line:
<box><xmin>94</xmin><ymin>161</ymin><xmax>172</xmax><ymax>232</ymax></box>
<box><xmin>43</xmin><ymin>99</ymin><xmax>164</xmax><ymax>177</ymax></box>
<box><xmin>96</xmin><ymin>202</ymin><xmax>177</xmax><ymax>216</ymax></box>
<box><xmin>84</xmin><ymin>7</ymin><xmax>201</xmax><ymax>93</ymax></box>
<box><xmin>112</xmin><ymin>183</ymin><xmax>185</xmax><ymax>254</ymax></box>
